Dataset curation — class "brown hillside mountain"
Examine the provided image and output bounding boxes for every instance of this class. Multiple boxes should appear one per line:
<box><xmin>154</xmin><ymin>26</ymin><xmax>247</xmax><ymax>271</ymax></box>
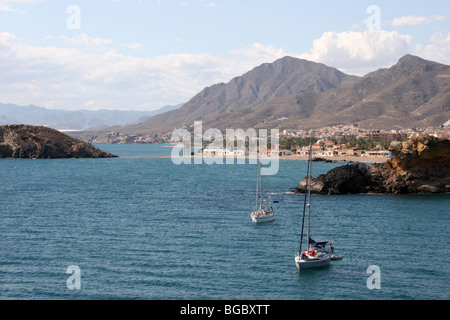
<box><xmin>239</xmin><ymin>54</ymin><xmax>450</xmax><ymax>130</ymax></box>
<box><xmin>0</xmin><ymin>125</ymin><xmax>117</xmax><ymax>158</ymax></box>
<box><xmin>120</xmin><ymin>56</ymin><xmax>358</xmax><ymax>133</ymax></box>
<box><xmin>76</xmin><ymin>54</ymin><xmax>449</xmax><ymax>141</ymax></box>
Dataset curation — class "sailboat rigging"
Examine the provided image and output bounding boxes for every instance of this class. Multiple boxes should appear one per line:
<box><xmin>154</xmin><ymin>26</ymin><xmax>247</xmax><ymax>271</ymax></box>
<box><xmin>295</xmin><ymin>143</ymin><xmax>339</xmax><ymax>270</ymax></box>
<box><xmin>251</xmin><ymin>160</ymin><xmax>274</xmax><ymax>223</ymax></box>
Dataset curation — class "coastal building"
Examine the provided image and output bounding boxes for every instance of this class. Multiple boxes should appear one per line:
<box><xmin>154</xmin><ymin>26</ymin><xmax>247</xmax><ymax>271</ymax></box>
<box><xmin>365</xmin><ymin>150</ymin><xmax>390</xmax><ymax>157</ymax></box>
<box><xmin>317</xmin><ymin>150</ymin><xmax>334</xmax><ymax>157</ymax></box>
<box><xmin>270</xmin><ymin>148</ymin><xmax>280</xmax><ymax>156</ymax></box>
<box><xmin>202</xmin><ymin>147</ymin><xmax>246</xmax><ymax>156</ymax></box>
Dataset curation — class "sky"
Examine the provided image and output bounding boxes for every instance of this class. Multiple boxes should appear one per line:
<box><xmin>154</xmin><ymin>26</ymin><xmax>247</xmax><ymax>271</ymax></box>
<box><xmin>0</xmin><ymin>0</ymin><xmax>449</xmax><ymax>111</ymax></box>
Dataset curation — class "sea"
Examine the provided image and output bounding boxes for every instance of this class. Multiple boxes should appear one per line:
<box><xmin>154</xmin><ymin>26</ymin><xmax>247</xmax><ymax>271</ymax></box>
<box><xmin>0</xmin><ymin>144</ymin><xmax>449</xmax><ymax>300</ymax></box>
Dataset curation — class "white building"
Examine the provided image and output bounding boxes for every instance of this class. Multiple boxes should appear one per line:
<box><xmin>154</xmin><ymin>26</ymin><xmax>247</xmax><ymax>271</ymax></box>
<box><xmin>202</xmin><ymin>148</ymin><xmax>246</xmax><ymax>156</ymax></box>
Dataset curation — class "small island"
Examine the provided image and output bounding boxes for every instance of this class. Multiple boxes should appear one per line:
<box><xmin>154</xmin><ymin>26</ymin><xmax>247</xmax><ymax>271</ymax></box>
<box><xmin>293</xmin><ymin>136</ymin><xmax>450</xmax><ymax>194</ymax></box>
<box><xmin>0</xmin><ymin>125</ymin><xmax>117</xmax><ymax>159</ymax></box>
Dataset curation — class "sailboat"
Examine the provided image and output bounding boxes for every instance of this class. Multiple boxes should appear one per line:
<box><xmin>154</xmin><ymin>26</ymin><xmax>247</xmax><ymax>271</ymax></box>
<box><xmin>251</xmin><ymin>160</ymin><xmax>274</xmax><ymax>223</ymax></box>
<box><xmin>295</xmin><ymin>143</ymin><xmax>336</xmax><ymax>270</ymax></box>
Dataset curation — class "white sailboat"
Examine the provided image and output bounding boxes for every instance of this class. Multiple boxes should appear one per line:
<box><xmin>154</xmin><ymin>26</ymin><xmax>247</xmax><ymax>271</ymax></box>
<box><xmin>295</xmin><ymin>143</ymin><xmax>336</xmax><ymax>270</ymax></box>
<box><xmin>251</xmin><ymin>160</ymin><xmax>274</xmax><ymax>223</ymax></box>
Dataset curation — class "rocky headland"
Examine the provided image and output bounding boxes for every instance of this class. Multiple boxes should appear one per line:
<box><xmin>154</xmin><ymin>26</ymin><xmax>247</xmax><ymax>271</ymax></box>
<box><xmin>0</xmin><ymin>125</ymin><xmax>117</xmax><ymax>159</ymax></box>
<box><xmin>293</xmin><ymin>136</ymin><xmax>450</xmax><ymax>194</ymax></box>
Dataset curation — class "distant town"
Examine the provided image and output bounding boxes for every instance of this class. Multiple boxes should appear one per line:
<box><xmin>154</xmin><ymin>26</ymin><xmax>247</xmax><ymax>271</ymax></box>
<box><xmin>89</xmin><ymin>123</ymin><xmax>450</xmax><ymax>159</ymax></box>
<box><xmin>275</xmin><ymin>124</ymin><xmax>450</xmax><ymax>158</ymax></box>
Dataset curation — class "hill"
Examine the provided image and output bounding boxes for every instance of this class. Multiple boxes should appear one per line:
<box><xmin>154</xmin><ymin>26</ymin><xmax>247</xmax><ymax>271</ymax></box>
<box><xmin>0</xmin><ymin>103</ymin><xmax>182</xmax><ymax>131</ymax></box>
<box><xmin>119</xmin><ymin>56</ymin><xmax>358</xmax><ymax>134</ymax></box>
<box><xmin>255</xmin><ymin>54</ymin><xmax>450</xmax><ymax>130</ymax></box>
<box><xmin>0</xmin><ymin>125</ymin><xmax>117</xmax><ymax>158</ymax></box>
<box><xmin>293</xmin><ymin>136</ymin><xmax>450</xmax><ymax>194</ymax></box>
<box><xmin>197</xmin><ymin>54</ymin><xmax>450</xmax><ymax>131</ymax></box>
<box><xmin>77</xmin><ymin>54</ymin><xmax>450</xmax><ymax>141</ymax></box>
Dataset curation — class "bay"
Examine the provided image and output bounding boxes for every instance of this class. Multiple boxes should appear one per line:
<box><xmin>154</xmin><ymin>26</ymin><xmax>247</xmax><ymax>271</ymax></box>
<box><xmin>0</xmin><ymin>144</ymin><xmax>448</xmax><ymax>300</ymax></box>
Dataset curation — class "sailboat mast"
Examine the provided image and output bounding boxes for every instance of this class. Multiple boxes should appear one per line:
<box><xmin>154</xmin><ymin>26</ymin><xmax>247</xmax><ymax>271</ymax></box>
<box><xmin>298</xmin><ymin>143</ymin><xmax>311</xmax><ymax>254</ymax></box>
<box><xmin>307</xmin><ymin>143</ymin><xmax>312</xmax><ymax>251</ymax></box>
<box><xmin>255</xmin><ymin>159</ymin><xmax>260</xmax><ymax>211</ymax></box>
<box><xmin>259</xmin><ymin>161</ymin><xmax>263</xmax><ymax>209</ymax></box>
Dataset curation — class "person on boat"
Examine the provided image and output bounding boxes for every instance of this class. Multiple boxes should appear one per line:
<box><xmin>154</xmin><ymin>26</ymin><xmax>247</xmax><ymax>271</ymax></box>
<box><xmin>329</xmin><ymin>243</ymin><xmax>334</xmax><ymax>254</ymax></box>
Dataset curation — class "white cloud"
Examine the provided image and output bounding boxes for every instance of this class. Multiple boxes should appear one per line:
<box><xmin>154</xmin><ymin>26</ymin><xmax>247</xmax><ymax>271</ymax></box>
<box><xmin>175</xmin><ymin>37</ymin><xmax>195</xmax><ymax>47</ymax></box>
<box><xmin>415</xmin><ymin>32</ymin><xmax>450</xmax><ymax>65</ymax></box>
<box><xmin>120</xmin><ymin>42</ymin><xmax>146</xmax><ymax>51</ymax></box>
<box><xmin>1</xmin><ymin>29</ymin><xmax>448</xmax><ymax>112</ymax></box>
<box><xmin>0</xmin><ymin>0</ymin><xmax>41</xmax><ymax>13</ymax></box>
<box><xmin>0</xmin><ymin>32</ymin><xmax>250</xmax><ymax>111</ymax></box>
<box><xmin>0</xmin><ymin>31</ymin><xmax>302</xmax><ymax>111</ymax></box>
<box><xmin>0</xmin><ymin>31</ymin><xmax>17</xmax><ymax>48</ymax></box>
<box><xmin>60</xmin><ymin>33</ymin><xmax>113</xmax><ymax>47</ymax></box>
<box><xmin>299</xmin><ymin>30</ymin><xmax>414</xmax><ymax>75</ymax></box>
<box><xmin>180</xmin><ymin>0</ymin><xmax>216</xmax><ymax>7</ymax></box>
<box><xmin>389</xmin><ymin>15</ymin><xmax>445</xmax><ymax>27</ymax></box>
<box><xmin>0</xmin><ymin>3</ymin><xmax>15</xmax><ymax>12</ymax></box>
<box><xmin>230</xmin><ymin>42</ymin><xmax>288</xmax><ymax>62</ymax></box>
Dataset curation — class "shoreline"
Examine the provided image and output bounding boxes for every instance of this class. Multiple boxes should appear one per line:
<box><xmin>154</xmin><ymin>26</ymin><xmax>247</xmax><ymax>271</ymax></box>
<box><xmin>277</xmin><ymin>154</ymin><xmax>388</xmax><ymax>163</ymax></box>
<box><xmin>122</xmin><ymin>154</ymin><xmax>389</xmax><ymax>163</ymax></box>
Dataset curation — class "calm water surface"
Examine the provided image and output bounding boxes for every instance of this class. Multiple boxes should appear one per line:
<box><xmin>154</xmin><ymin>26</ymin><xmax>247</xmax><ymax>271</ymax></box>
<box><xmin>1</xmin><ymin>144</ymin><xmax>448</xmax><ymax>300</ymax></box>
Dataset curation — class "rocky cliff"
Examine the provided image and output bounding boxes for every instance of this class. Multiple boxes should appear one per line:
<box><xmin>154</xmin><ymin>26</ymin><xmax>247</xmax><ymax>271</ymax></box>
<box><xmin>0</xmin><ymin>125</ymin><xmax>117</xmax><ymax>159</ymax></box>
<box><xmin>293</xmin><ymin>136</ymin><xmax>450</xmax><ymax>194</ymax></box>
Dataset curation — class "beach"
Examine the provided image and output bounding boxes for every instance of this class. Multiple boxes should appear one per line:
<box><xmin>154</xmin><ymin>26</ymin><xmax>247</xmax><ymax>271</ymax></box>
<box><xmin>277</xmin><ymin>154</ymin><xmax>389</xmax><ymax>163</ymax></box>
<box><xmin>166</xmin><ymin>154</ymin><xmax>390</xmax><ymax>163</ymax></box>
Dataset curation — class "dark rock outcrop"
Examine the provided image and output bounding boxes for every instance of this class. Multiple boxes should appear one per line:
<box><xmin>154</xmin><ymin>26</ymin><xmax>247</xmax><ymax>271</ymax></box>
<box><xmin>312</xmin><ymin>157</ymin><xmax>336</xmax><ymax>163</ymax></box>
<box><xmin>0</xmin><ymin>125</ymin><xmax>117</xmax><ymax>159</ymax></box>
<box><xmin>296</xmin><ymin>163</ymin><xmax>374</xmax><ymax>195</ymax></box>
<box><xmin>293</xmin><ymin>136</ymin><xmax>450</xmax><ymax>194</ymax></box>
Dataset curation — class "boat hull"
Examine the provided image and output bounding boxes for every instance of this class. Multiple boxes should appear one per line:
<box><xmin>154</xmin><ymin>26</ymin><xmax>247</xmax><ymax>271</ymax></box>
<box><xmin>251</xmin><ymin>213</ymin><xmax>274</xmax><ymax>223</ymax></box>
<box><xmin>295</xmin><ymin>254</ymin><xmax>331</xmax><ymax>270</ymax></box>
<box><xmin>251</xmin><ymin>207</ymin><xmax>274</xmax><ymax>223</ymax></box>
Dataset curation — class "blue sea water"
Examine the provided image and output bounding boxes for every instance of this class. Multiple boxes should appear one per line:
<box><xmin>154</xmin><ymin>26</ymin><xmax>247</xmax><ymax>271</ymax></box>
<box><xmin>0</xmin><ymin>144</ymin><xmax>449</xmax><ymax>300</ymax></box>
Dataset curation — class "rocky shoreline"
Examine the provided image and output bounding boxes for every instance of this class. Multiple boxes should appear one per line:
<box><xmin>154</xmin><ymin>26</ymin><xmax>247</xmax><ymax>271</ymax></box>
<box><xmin>0</xmin><ymin>125</ymin><xmax>117</xmax><ymax>159</ymax></box>
<box><xmin>293</xmin><ymin>136</ymin><xmax>450</xmax><ymax>194</ymax></box>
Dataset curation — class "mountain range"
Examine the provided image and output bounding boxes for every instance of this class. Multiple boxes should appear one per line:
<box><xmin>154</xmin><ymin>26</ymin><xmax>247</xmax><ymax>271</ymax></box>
<box><xmin>0</xmin><ymin>103</ymin><xmax>182</xmax><ymax>131</ymax></box>
<box><xmin>118</xmin><ymin>56</ymin><xmax>358</xmax><ymax>134</ymax></box>
<box><xmin>103</xmin><ymin>54</ymin><xmax>449</xmax><ymax>139</ymax></box>
<box><xmin>4</xmin><ymin>54</ymin><xmax>449</xmax><ymax>140</ymax></box>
